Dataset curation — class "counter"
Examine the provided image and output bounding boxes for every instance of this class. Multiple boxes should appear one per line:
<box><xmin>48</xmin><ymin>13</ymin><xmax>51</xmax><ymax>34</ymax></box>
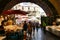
<box><xmin>46</xmin><ymin>25</ymin><xmax>60</xmax><ymax>37</ymax></box>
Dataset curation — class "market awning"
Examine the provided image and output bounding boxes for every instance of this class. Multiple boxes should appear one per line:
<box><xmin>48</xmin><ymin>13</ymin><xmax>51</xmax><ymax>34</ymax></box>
<box><xmin>2</xmin><ymin>10</ymin><xmax>28</xmax><ymax>15</ymax></box>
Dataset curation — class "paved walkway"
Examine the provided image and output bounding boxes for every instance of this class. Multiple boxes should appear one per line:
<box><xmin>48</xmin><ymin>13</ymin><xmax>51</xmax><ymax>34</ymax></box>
<box><xmin>32</xmin><ymin>28</ymin><xmax>60</xmax><ymax>40</ymax></box>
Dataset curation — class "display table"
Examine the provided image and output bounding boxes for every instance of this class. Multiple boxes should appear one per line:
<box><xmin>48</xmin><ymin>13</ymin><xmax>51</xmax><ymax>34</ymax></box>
<box><xmin>46</xmin><ymin>25</ymin><xmax>60</xmax><ymax>37</ymax></box>
<box><xmin>4</xmin><ymin>25</ymin><xmax>23</xmax><ymax>32</ymax></box>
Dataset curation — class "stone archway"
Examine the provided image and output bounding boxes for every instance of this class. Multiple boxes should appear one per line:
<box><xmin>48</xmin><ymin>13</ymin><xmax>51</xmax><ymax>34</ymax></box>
<box><xmin>3</xmin><ymin>0</ymin><xmax>53</xmax><ymax>16</ymax></box>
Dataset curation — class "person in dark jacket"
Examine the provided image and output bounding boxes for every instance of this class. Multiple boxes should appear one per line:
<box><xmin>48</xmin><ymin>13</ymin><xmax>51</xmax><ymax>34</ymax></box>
<box><xmin>23</xmin><ymin>21</ymin><xmax>28</xmax><ymax>31</ymax></box>
<box><xmin>23</xmin><ymin>21</ymin><xmax>28</xmax><ymax>40</ymax></box>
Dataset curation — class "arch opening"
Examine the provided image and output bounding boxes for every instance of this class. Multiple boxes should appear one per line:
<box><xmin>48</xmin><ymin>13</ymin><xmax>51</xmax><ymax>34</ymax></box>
<box><xmin>11</xmin><ymin>2</ymin><xmax>47</xmax><ymax>24</ymax></box>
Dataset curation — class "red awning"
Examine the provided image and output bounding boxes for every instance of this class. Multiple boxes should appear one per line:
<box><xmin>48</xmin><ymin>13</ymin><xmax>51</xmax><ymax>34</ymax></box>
<box><xmin>2</xmin><ymin>10</ymin><xmax>28</xmax><ymax>15</ymax></box>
